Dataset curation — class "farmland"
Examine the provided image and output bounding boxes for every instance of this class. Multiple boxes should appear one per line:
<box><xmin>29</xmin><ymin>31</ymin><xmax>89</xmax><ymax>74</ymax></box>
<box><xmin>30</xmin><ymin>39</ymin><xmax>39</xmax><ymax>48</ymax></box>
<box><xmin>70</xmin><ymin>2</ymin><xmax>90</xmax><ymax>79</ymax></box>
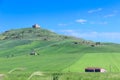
<box><xmin>64</xmin><ymin>53</ymin><xmax>120</xmax><ymax>72</ymax></box>
<box><xmin>0</xmin><ymin>28</ymin><xmax>120</xmax><ymax>80</ymax></box>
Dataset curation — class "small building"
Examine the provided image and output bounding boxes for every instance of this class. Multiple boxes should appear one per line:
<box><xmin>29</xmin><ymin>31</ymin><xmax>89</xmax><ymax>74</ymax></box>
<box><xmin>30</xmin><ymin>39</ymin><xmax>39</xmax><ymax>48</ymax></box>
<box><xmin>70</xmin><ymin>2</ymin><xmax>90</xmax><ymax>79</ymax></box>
<box><xmin>32</xmin><ymin>24</ymin><xmax>40</xmax><ymax>28</ymax></box>
<box><xmin>30</xmin><ymin>51</ymin><xmax>38</xmax><ymax>55</ymax></box>
<box><xmin>85</xmin><ymin>67</ymin><xmax>106</xmax><ymax>72</ymax></box>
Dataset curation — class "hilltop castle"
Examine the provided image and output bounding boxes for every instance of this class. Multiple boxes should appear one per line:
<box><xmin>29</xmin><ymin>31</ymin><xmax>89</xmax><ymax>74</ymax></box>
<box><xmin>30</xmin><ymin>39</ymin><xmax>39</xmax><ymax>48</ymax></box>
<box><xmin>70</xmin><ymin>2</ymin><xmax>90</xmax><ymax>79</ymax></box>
<box><xmin>32</xmin><ymin>24</ymin><xmax>40</xmax><ymax>28</ymax></box>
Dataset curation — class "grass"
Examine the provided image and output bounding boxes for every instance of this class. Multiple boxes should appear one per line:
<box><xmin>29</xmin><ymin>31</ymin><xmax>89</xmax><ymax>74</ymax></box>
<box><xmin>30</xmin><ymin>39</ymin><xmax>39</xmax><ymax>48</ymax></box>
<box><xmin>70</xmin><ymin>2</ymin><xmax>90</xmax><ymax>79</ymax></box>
<box><xmin>0</xmin><ymin>28</ymin><xmax>120</xmax><ymax>79</ymax></box>
<box><xmin>64</xmin><ymin>53</ymin><xmax>120</xmax><ymax>72</ymax></box>
<box><xmin>0</xmin><ymin>53</ymin><xmax>83</xmax><ymax>72</ymax></box>
<box><xmin>0</xmin><ymin>39</ymin><xmax>120</xmax><ymax>73</ymax></box>
<box><xmin>2</xmin><ymin>72</ymin><xmax>120</xmax><ymax>80</ymax></box>
<box><xmin>0</xmin><ymin>52</ymin><xmax>120</xmax><ymax>80</ymax></box>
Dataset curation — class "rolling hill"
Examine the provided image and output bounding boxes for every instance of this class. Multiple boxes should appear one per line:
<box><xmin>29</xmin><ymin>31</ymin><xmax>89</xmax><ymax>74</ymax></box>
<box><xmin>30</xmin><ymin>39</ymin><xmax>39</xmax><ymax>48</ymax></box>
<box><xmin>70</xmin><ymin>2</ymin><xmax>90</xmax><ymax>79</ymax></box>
<box><xmin>0</xmin><ymin>26</ymin><xmax>120</xmax><ymax>74</ymax></box>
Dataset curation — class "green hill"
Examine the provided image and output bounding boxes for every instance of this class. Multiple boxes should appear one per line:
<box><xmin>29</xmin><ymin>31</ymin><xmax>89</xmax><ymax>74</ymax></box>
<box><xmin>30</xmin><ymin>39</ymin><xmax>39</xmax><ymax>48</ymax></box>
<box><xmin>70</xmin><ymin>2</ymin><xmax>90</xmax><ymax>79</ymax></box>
<box><xmin>0</xmin><ymin>27</ymin><xmax>81</xmax><ymax>41</ymax></box>
<box><xmin>0</xmin><ymin>27</ymin><xmax>120</xmax><ymax>74</ymax></box>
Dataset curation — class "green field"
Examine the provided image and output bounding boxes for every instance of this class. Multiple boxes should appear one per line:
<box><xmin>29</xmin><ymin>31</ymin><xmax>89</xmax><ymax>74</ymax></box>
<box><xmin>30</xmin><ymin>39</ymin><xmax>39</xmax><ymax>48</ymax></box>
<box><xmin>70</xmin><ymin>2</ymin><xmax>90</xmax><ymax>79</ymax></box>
<box><xmin>0</xmin><ymin>40</ymin><xmax>120</xmax><ymax>72</ymax></box>
<box><xmin>64</xmin><ymin>53</ymin><xmax>120</xmax><ymax>72</ymax></box>
<box><xmin>0</xmin><ymin>28</ymin><xmax>120</xmax><ymax>80</ymax></box>
<box><xmin>0</xmin><ymin>40</ymin><xmax>120</xmax><ymax>80</ymax></box>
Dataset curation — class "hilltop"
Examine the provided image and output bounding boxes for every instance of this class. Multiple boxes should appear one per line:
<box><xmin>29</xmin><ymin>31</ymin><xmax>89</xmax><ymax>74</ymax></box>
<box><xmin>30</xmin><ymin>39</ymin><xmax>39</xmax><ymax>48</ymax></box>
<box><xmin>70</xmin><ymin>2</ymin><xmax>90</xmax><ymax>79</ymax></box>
<box><xmin>0</xmin><ymin>27</ymin><xmax>72</xmax><ymax>41</ymax></box>
<box><xmin>0</xmin><ymin>26</ymin><xmax>89</xmax><ymax>44</ymax></box>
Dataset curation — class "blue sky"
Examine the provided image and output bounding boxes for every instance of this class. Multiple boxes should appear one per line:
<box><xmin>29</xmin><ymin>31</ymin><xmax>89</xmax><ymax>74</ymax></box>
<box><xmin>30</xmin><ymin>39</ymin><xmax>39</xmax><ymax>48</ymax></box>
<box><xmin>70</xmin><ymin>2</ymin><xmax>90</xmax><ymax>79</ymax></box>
<box><xmin>0</xmin><ymin>0</ymin><xmax>120</xmax><ymax>43</ymax></box>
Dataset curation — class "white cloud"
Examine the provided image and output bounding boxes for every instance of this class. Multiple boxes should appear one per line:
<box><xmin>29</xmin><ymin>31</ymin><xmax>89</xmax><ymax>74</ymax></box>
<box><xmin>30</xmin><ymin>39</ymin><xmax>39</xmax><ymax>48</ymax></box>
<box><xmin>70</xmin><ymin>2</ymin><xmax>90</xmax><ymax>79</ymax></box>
<box><xmin>61</xmin><ymin>30</ymin><xmax>120</xmax><ymax>43</ymax></box>
<box><xmin>61</xmin><ymin>30</ymin><xmax>78</xmax><ymax>36</ymax></box>
<box><xmin>58</xmin><ymin>23</ymin><xmax>68</xmax><ymax>26</ymax></box>
<box><xmin>78</xmin><ymin>32</ymin><xmax>120</xmax><ymax>39</ymax></box>
<box><xmin>76</xmin><ymin>19</ymin><xmax>87</xmax><ymax>24</ymax></box>
<box><xmin>104</xmin><ymin>14</ymin><xmax>115</xmax><ymax>18</ymax></box>
<box><xmin>88</xmin><ymin>8</ymin><xmax>102</xmax><ymax>13</ymax></box>
<box><xmin>104</xmin><ymin>10</ymin><xmax>118</xmax><ymax>18</ymax></box>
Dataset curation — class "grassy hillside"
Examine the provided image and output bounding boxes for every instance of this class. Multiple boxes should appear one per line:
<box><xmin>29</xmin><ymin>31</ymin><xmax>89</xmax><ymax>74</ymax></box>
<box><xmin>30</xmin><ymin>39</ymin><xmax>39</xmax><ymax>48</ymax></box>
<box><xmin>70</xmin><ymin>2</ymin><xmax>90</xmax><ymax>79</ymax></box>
<box><xmin>0</xmin><ymin>27</ymin><xmax>120</xmax><ymax>80</ymax></box>
<box><xmin>0</xmin><ymin>39</ymin><xmax>120</xmax><ymax>71</ymax></box>
<box><xmin>0</xmin><ymin>27</ymin><xmax>81</xmax><ymax>41</ymax></box>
